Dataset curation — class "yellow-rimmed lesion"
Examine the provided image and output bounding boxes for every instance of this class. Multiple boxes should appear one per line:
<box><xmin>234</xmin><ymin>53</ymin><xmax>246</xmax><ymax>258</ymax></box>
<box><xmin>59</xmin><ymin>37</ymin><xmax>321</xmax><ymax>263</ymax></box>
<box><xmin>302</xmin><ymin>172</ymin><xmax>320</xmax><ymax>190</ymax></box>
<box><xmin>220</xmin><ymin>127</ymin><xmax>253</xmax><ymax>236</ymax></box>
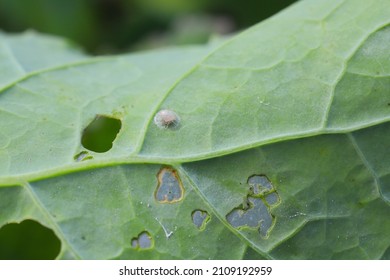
<box><xmin>154</xmin><ymin>167</ymin><xmax>184</xmax><ymax>203</ymax></box>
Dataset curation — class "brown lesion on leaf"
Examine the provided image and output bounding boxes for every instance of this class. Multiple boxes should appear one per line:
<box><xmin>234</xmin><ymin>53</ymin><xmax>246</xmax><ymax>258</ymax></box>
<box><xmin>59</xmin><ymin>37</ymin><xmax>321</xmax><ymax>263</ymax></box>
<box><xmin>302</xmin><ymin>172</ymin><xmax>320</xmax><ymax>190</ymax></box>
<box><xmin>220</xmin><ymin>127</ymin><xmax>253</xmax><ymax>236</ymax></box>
<box><xmin>154</xmin><ymin>167</ymin><xmax>184</xmax><ymax>203</ymax></box>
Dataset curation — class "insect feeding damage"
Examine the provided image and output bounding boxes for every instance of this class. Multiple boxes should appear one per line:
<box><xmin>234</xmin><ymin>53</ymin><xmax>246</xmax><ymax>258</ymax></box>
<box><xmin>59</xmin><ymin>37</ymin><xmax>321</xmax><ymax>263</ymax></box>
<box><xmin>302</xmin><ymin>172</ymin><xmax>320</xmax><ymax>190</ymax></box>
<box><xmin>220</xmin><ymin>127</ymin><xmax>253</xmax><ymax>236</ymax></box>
<box><xmin>226</xmin><ymin>175</ymin><xmax>280</xmax><ymax>238</ymax></box>
<box><xmin>155</xmin><ymin>167</ymin><xmax>184</xmax><ymax>203</ymax></box>
<box><xmin>191</xmin><ymin>210</ymin><xmax>210</xmax><ymax>231</ymax></box>
<box><xmin>131</xmin><ymin>231</ymin><xmax>153</xmax><ymax>249</ymax></box>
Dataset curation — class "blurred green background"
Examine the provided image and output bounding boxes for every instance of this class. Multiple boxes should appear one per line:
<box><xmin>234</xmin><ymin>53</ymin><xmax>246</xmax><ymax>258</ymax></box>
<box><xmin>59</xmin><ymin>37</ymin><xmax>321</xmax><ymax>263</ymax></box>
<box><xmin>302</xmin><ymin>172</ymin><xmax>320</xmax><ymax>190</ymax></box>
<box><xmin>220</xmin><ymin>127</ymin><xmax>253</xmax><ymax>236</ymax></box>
<box><xmin>0</xmin><ymin>0</ymin><xmax>297</xmax><ymax>259</ymax></box>
<box><xmin>0</xmin><ymin>0</ymin><xmax>297</xmax><ymax>54</ymax></box>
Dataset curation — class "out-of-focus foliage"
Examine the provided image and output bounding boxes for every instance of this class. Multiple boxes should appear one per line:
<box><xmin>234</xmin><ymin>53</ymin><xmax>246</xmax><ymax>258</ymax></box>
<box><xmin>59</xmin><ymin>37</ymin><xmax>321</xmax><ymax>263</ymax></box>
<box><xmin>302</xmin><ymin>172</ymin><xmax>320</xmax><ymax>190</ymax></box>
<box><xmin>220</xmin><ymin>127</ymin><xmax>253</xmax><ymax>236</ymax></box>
<box><xmin>0</xmin><ymin>0</ymin><xmax>297</xmax><ymax>53</ymax></box>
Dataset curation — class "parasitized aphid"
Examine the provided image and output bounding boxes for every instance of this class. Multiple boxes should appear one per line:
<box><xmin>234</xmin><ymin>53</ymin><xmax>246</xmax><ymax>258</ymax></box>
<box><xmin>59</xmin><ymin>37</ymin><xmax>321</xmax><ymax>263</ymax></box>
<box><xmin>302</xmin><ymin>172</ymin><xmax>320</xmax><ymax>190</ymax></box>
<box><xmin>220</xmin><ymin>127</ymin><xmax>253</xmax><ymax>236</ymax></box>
<box><xmin>153</xmin><ymin>109</ymin><xmax>180</xmax><ymax>129</ymax></box>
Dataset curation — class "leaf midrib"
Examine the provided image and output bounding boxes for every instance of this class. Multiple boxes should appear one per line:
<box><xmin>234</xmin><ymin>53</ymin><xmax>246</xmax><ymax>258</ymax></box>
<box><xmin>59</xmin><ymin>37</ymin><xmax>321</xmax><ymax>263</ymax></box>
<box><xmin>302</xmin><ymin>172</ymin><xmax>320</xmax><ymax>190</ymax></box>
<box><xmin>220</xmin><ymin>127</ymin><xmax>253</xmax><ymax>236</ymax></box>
<box><xmin>22</xmin><ymin>182</ymin><xmax>81</xmax><ymax>259</ymax></box>
<box><xmin>1</xmin><ymin>119</ymin><xmax>390</xmax><ymax>187</ymax></box>
<box><xmin>0</xmin><ymin>10</ymin><xmax>389</xmax><ymax>187</ymax></box>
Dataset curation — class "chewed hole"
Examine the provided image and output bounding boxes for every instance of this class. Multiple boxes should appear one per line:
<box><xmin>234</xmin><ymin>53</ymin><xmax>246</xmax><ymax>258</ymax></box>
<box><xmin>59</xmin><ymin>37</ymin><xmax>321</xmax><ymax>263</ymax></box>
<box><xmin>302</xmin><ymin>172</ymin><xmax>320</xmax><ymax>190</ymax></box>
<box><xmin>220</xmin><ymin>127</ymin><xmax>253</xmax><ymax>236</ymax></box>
<box><xmin>81</xmin><ymin>115</ymin><xmax>121</xmax><ymax>153</ymax></box>
<box><xmin>0</xmin><ymin>220</ymin><xmax>61</xmax><ymax>260</ymax></box>
<box><xmin>226</xmin><ymin>197</ymin><xmax>273</xmax><ymax>238</ymax></box>
<box><xmin>226</xmin><ymin>174</ymin><xmax>280</xmax><ymax>238</ymax></box>
<box><xmin>155</xmin><ymin>167</ymin><xmax>184</xmax><ymax>203</ymax></box>
<box><xmin>191</xmin><ymin>210</ymin><xmax>210</xmax><ymax>230</ymax></box>
<box><xmin>248</xmin><ymin>175</ymin><xmax>273</xmax><ymax>195</ymax></box>
<box><xmin>131</xmin><ymin>231</ymin><xmax>153</xmax><ymax>250</ymax></box>
<box><xmin>138</xmin><ymin>232</ymin><xmax>152</xmax><ymax>248</ymax></box>
<box><xmin>131</xmin><ymin>238</ymin><xmax>138</xmax><ymax>248</ymax></box>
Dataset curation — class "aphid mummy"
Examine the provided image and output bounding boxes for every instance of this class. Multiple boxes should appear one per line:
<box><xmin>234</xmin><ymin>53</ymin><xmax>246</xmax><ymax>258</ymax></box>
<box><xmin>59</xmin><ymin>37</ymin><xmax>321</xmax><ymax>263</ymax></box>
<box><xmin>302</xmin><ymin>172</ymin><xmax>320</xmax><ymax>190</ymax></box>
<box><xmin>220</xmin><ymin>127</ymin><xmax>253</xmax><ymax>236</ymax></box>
<box><xmin>153</xmin><ymin>109</ymin><xmax>180</xmax><ymax>129</ymax></box>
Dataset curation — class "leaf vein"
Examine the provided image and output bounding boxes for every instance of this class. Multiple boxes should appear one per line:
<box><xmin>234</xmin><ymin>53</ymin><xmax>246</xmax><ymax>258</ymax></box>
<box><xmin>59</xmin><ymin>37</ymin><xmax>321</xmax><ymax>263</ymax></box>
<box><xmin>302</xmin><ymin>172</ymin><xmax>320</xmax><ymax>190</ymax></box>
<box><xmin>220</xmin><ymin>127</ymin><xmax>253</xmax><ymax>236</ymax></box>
<box><xmin>22</xmin><ymin>182</ymin><xmax>82</xmax><ymax>259</ymax></box>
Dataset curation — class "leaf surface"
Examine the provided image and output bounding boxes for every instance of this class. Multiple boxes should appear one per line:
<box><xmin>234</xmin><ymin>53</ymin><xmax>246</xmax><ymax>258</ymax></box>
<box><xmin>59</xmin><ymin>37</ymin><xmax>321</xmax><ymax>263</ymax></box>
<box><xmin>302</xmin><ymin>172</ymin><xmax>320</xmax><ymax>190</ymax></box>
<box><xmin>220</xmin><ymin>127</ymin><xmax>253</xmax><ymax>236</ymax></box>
<box><xmin>0</xmin><ymin>0</ymin><xmax>389</xmax><ymax>259</ymax></box>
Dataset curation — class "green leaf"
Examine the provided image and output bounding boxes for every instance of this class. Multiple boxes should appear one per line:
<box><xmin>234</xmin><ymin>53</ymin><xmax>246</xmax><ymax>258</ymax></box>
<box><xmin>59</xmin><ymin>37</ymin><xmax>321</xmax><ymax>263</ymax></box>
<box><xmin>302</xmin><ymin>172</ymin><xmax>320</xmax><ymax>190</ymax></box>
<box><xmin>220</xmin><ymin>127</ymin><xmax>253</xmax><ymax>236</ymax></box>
<box><xmin>0</xmin><ymin>0</ymin><xmax>389</xmax><ymax>259</ymax></box>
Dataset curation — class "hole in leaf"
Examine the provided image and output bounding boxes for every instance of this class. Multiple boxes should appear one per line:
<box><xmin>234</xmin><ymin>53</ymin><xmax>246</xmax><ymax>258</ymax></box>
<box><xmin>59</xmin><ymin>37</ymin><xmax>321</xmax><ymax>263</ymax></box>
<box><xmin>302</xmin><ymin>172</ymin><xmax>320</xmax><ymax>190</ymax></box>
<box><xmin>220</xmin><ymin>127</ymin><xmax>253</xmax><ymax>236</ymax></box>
<box><xmin>81</xmin><ymin>115</ymin><xmax>121</xmax><ymax>153</ymax></box>
<box><xmin>0</xmin><ymin>220</ymin><xmax>61</xmax><ymax>260</ymax></box>
<box><xmin>131</xmin><ymin>231</ymin><xmax>153</xmax><ymax>249</ymax></box>
<box><xmin>226</xmin><ymin>174</ymin><xmax>280</xmax><ymax>238</ymax></box>
<box><xmin>248</xmin><ymin>175</ymin><xmax>273</xmax><ymax>196</ymax></box>
<box><xmin>138</xmin><ymin>232</ymin><xmax>152</xmax><ymax>248</ymax></box>
<box><xmin>155</xmin><ymin>167</ymin><xmax>184</xmax><ymax>203</ymax></box>
<box><xmin>227</xmin><ymin>197</ymin><xmax>273</xmax><ymax>238</ymax></box>
<box><xmin>131</xmin><ymin>238</ymin><xmax>138</xmax><ymax>248</ymax></box>
<box><xmin>191</xmin><ymin>210</ymin><xmax>210</xmax><ymax>230</ymax></box>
